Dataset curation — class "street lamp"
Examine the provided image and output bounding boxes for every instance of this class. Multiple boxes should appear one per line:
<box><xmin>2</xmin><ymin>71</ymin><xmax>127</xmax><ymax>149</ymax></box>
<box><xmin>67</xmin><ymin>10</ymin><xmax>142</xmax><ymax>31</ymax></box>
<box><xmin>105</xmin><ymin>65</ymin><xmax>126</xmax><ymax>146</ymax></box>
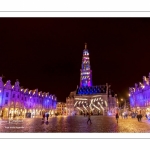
<box><xmin>65</xmin><ymin>107</ymin><xmax>67</xmax><ymax>115</ymax></box>
<box><xmin>116</xmin><ymin>101</ymin><xmax>119</xmax><ymax>114</ymax></box>
<box><xmin>121</xmin><ymin>98</ymin><xmax>127</xmax><ymax>111</ymax></box>
<box><xmin>117</xmin><ymin>101</ymin><xmax>119</xmax><ymax>108</ymax></box>
<box><xmin>120</xmin><ymin>98</ymin><xmax>124</xmax><ymax>111</ymax></box>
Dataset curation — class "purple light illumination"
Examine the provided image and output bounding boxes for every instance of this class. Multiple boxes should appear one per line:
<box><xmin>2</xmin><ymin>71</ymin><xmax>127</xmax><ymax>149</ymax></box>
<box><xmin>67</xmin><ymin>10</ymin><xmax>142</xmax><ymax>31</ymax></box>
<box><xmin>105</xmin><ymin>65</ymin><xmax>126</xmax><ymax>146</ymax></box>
<box><xmin>0</xmin><ymin>77</ymin><xmax>57</xmax><ymax>116</ymax></box>
<box><xmin>80</xmin><ymin>43</ymin><xmax>92</xmax><ymax>87</ymax></box>
<box><xmin>129</xmin><ymin>74</ymin><xmax>150</xmax><ymax>108</ymax></box>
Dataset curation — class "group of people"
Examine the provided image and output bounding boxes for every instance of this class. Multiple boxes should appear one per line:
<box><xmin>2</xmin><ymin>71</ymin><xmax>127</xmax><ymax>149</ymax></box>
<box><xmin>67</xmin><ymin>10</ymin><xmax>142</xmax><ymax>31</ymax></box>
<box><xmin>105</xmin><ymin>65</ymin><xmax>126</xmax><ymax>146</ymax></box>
<box><xmin>121</xmin><ymin>112</ymin><xmax>128</xmax><ymax>119</ymax></box>
<box><xmin>115</xmin><ymin>112</ymin><xmax>128</xmax><ymax>124</ymax></box>
<box><xmin>87</xmin><ymin>111</ymin><xmax>143</xmax><ymax>125</ymax></box>
<box><xmin>42</xmin><ymin>113</ymin><xmax>50</xmax><ymax>122</ymax></box>
<box><xmin>115</xmin><ymin>112</ymin><xmax>144</xmax><ymax>123</ymax></box>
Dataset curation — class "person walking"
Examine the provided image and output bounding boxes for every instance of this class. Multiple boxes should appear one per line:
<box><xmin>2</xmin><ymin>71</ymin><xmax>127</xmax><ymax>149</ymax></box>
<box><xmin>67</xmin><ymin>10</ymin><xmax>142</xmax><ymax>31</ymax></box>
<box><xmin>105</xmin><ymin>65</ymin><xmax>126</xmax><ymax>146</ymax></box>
<box><xmin>139</xmin><ymin>113</ymin><xmax>142</xmax><ymax>122</ymax></box>
<box><xmin>137</xmin><ymin>114</ymin><xmax>140</xmax><ymax>122</ymax></box>
<box><xmin>46</xmin><ymin>113</ymin><xmax>49</xmax><ymax>121</ymax></box>
<box><xmin>116</xmin><ymin>113</ymin><xmax>119</xmax><ymax>123</ymax></box>
<box><xmin>87</xmin><ymin>113</ymin><xmax>92</xmax><ymax>124</ymax></box>
<box><xmin>146</xmin><ymin>113</ymin><xmax>148</xmax><ymax>119</ymax></box>
<box><xmin>9</xmin><ymin>113</ymin><xmax>11</xmax><ymax>118</ymax></box>
<box><xmin>42</xmin><ymin>113</ymin><xmax>45</xmax><ymax>121</ymax></box>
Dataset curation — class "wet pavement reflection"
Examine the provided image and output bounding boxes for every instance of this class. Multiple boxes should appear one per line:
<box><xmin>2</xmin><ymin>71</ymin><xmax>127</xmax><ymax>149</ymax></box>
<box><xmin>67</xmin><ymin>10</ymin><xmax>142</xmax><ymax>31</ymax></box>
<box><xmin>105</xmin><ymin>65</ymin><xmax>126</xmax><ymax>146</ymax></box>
<box><xmin>0</xmin><ymin>115</ymin><xmax>150</xmax><ymax>133</ymax></box>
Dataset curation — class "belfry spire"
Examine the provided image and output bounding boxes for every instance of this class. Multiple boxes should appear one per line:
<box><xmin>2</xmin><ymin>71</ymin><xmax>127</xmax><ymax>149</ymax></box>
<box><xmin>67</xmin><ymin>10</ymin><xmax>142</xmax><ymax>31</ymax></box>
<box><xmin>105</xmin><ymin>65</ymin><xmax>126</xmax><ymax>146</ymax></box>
<box><xmin>80</xmin><ymin>43</ymin><xmax>92</xmax><ymax>87</ymax></box>
<box><xmin>85</xmin><ymin>43</ymin><xmax>87</xmax><ymax>49</ymax></box>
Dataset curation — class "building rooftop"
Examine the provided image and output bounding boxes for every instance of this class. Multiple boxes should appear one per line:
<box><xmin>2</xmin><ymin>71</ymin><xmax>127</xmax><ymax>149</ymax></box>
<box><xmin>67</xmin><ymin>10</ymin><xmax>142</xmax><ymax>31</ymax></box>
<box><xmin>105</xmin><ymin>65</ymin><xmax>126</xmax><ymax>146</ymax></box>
<box><xmin>76</xmin><ymin>85</ymin><xmax>107</xmax><ymax>95</ymax></box>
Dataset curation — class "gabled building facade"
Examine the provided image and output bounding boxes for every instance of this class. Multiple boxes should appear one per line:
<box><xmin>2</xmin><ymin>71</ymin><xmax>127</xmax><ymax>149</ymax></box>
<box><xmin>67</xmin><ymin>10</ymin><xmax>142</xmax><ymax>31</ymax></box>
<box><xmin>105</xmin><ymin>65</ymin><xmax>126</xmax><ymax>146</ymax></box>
<box><xmin>0</xmin><ymin>77</ymin><xmax>57</xmax><ymax>118</ymax></box>
<box><xmin>56</xmin><ymin>102</ymin><xmax>66</xmax><ymax>115</ymax></box>
<box><xmin>129</xmin><ymin>73</ymin><xmax>150</xmax><ymax>115</ymax></box>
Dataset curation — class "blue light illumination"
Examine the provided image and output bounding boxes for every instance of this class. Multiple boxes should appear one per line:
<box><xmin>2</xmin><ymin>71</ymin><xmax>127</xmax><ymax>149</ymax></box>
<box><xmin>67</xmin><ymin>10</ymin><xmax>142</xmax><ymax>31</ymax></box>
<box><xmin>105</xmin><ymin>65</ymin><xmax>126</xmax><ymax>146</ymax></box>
<box><xmin>0</xmin><ymin>77</ymin><xmax>58</xmax><ymax>116</ymax></box>
<box><xmin>107</xmin><ymin>112</ymin><xmax>112</xmax><ymax>116</ymax></box>
<box><xmin>129</xmin><ymin>74</ymin><xmax>150</xmax><ymax>108</ymax></box>
<box><xmin>80</xmin><ymin>43</ymin><xmax>92</xmax><ymax>87</ymax></box>
<box><xmin>76</xmin><ymin>85</ymin><xmax>106</xmax><ymax>95</ymax></box>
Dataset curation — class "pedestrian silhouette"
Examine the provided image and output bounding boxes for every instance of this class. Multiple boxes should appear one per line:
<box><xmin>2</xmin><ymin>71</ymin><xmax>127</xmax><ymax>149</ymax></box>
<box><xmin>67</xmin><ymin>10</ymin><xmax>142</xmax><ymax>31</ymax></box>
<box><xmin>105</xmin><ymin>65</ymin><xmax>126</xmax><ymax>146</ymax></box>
<box><xmin>42</xmin><ymin>113</ymin><xmax>45</xmax><ymax>121</ymax></box>
<box><xmin>116</xmin><ymin>113</ymin><xmax>119</xmax><ymax>123</ymax></box>
<box><xmin>146</xmin><ymin>114</ymin><xmax>148</xmax><ymax>119</ymax></box>
<box><xmin>137</xmin><ymin>114</ymin><xmax>139</xmax><ymax>121</ymax></box>
<box><xmin>138</xmin><ymin>113</ymin><xmax>142</xmax><ymax>122</ymax></box>
<box><xmin>87</xmin><ymin>113</ymin><xmax>92</xmax><ymax>124</ymax></box>
<box><xmin>46</xmin><ymin>113</ymin><xmax>49</xmax><ymax>121</ymax></box>
<box><xmin>139</xmin><ymin>114</ymin><xmax>142</xmax><ymax>121</ymax></box>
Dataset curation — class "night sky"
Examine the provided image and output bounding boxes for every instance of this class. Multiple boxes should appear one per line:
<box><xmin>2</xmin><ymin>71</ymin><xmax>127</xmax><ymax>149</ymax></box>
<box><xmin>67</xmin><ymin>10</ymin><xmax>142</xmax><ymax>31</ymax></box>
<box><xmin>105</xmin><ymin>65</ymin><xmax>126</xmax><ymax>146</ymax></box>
<box><xmin>0</xmin><ymin>18</ymin><xmax>150</xmax><ymax>102</ymax></box>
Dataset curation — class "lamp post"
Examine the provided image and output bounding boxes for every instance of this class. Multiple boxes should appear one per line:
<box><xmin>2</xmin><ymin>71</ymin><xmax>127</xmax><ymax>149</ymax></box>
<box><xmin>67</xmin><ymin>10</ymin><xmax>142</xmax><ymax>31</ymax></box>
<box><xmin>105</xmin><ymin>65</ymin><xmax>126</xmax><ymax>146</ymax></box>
<box><xmin>128</xmin><ymin>93</ymin><xmax>131</xmax><ymax>111</ymax></box>
<box><xmin>121</xmin><ymin>98</ymin><xmax>123</xmax><ymax>106</ymax></box>
<box><xmin>117</xmin><ymin>100</ymin><xmax>119</xmax><ymax>110</ymax></box>
<box><xmin>121</xmin><ymin>98</ymin><xmax>127</xmax><ymax>111</ymax></box>
<box><xmin>116</xmin><ymin>101</ymin><xmax>119</xmax><ymax>114</ymax></box>
<box><xmin>121</xmin><ymin>98</ymin><xmax>124</xmax><ymax>112</ymax></box>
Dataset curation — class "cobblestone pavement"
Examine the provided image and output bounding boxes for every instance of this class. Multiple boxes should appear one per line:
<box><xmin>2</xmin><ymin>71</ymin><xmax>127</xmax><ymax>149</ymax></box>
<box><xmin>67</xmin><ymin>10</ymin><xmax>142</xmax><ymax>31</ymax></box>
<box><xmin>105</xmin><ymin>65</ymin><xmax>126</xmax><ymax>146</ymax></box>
<box><xmin>1</xmin><ymin>115</ymin><xmax>150</xmax><ymax>133</ymax></box>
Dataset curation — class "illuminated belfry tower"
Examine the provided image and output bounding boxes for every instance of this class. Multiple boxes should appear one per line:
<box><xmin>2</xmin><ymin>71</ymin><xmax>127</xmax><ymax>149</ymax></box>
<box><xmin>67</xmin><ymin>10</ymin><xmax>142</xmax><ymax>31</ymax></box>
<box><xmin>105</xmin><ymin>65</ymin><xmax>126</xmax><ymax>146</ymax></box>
<box><xmin>80</xmin><ymin>43</ymin><xmax>92</xmax><ymax>87</ymax></box>
<box><xmin>67</xmin><ymin>43</ymin><xmax>117</xmax><ymax>116</ymax></box>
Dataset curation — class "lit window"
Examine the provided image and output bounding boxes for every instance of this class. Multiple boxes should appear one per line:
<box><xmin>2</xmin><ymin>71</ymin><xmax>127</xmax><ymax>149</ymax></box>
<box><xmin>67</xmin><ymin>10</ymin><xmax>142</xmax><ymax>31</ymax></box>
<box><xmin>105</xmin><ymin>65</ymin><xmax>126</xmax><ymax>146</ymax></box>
<box><xmin>5</xmin><ymin>100</ymin><xmax>8</xmax><ymax>105</ymax></box>
<box><xmin>6</xmin><ymin>92</ymin><xmax>9</xmax><ymax>97</ymax></box>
